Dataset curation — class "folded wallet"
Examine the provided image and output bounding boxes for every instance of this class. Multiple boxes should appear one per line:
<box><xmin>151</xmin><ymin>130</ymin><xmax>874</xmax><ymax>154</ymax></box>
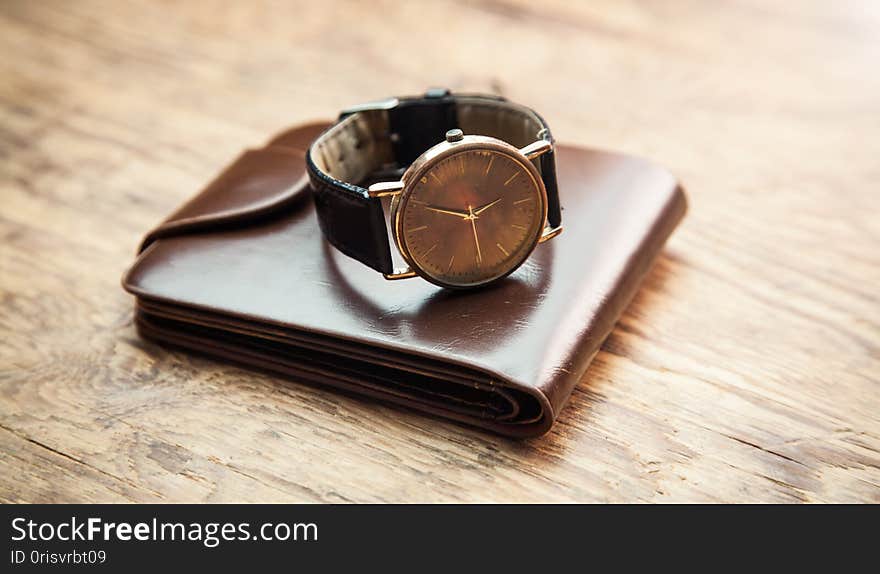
<box><xmin>122</xmin><ymin>122</ymin><xmax>686</xmax><ymax>437</ymax></box>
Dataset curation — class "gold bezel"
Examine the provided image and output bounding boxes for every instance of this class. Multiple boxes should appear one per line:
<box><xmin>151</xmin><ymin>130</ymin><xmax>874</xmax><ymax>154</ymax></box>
<box><xmin>390</xmin><ymin>135</ymin><xmax>549</xmax><ymax>289</ymax></box>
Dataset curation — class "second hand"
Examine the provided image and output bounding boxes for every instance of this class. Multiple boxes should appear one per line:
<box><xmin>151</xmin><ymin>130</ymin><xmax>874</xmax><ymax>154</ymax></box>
<box><xmin>467</xmin><ymin>205</ymin><xmax>482</xmax><ymax>265</ymax></box>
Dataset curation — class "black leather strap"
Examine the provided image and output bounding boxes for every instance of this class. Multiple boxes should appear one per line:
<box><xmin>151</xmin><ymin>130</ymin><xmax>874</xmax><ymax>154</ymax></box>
<box><xmin>306</xmin><ymin>91</ymin><xmax>561</xmax><ymax>274</ymax></box>
<box><xmin>542</xmin><ymin>148</ymin><xmax>562</xmax><ymax>228</ymax></box>
<box><xmin>308</xmin><ymin>159</ymin><xmax>394</xmax><ymax>274</ymax></box>
<box><xmin>389</xmin><ymin>89</ymin><xmax>458</xmax><ymax>166</ymax></box>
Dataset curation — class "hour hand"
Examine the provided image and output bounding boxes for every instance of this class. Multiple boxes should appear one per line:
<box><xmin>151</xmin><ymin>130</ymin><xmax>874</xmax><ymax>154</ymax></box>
<box><xmin>425</xmin><ymin>205</ymin><xmax>470</xmax><ymax>219</ymax></box>
<box><xmin>473</xmin><ymin>197</ymin><xmax>502</xmax><ymax>216</ymax></box>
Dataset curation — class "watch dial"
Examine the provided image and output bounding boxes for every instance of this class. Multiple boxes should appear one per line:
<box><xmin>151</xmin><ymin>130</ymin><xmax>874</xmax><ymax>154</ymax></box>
<box><xmin>398</xmin><ymin>148</ymin><xmax>545</xmax><ymax>288</ymax></box>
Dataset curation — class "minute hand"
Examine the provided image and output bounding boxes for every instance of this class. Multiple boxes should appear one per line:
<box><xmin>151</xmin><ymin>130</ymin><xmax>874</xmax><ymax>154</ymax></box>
<box><xmin>425</xmin><ymin>205</ymin><xmax>470</xmax><ymax>219</ymax></box>
<box><xmin>473</xmin><ymin>198</ymin><xmax>502</xmax><ymax>216</ymax></box>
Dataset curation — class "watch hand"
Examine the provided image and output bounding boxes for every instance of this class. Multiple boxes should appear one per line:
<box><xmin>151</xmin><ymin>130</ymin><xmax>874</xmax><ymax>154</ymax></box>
<box><xmin>425</xmin><ymin>205</ymin><xmax>470</xmax><ymax>219</ymax></box>
<box><xmin>473</xmin><ymin>197</ymin><xmax>502</xmax><ymax>216</ymax></box>
<box><xmin>468</xmin><ymin>205</ymin><xmax>482</xmax><ymax>265</ymax></box>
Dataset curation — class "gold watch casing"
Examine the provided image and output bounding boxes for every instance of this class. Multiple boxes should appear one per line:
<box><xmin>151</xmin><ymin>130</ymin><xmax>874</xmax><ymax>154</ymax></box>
<box><xmin>386</xmin><ymin>135</ymin><xmax>550</xmax><ymax>289</ymax></box>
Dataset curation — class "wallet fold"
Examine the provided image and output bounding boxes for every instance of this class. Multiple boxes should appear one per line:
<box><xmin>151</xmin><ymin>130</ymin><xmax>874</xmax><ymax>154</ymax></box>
<box><xmin>122</xmin><ymin>122</ymin><xmax>686</xmax><ymax>437</ymax></box>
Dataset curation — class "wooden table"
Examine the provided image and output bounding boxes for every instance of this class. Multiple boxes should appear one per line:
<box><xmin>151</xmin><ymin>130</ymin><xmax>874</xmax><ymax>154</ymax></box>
<box><xmin>1</xmin><ymin>0</ymin><xmax>878</xmax><ymax>503</ymax></box>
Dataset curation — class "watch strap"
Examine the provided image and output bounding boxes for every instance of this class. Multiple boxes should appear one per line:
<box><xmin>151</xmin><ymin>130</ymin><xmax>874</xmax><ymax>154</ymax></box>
<box><xmin>542</xmin><ymin>148</ymin><xmax>562</xmax><ymax>228</ymax></box>
<box><xmin>306</xmin><ymin>110</ymin><xmax>397</xmax><ymax>273</ymax></box>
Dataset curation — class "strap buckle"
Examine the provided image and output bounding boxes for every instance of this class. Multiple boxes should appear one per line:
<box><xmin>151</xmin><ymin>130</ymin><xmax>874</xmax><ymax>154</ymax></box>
<box><xmin>339</xmin><ymin>88</ymin><xmax>452</xmax><ymax>119</ymax></box>
<box><xmin>338</xmin><ymin>97</ymin><xmax>400</xmax><ymax>119</ymax></box>
<box><xmin>423</xmin><ymin>87</ymin><xmax>451</xmax><ymax>99</ymax></box>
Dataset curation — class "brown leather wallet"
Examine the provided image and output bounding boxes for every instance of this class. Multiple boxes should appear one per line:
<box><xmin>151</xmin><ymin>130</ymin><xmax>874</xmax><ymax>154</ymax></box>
<box><xmin>121</xmin><ymin>122</ymin><xmax>686</xmax><ymax>437</ymax></box>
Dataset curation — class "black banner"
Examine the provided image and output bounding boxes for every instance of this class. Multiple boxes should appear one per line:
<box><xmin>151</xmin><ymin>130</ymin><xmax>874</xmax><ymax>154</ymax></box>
<box><xmin>1</xmin><ymin>505</ymin><xmax>873</xmax><ymax>570</ymax></box>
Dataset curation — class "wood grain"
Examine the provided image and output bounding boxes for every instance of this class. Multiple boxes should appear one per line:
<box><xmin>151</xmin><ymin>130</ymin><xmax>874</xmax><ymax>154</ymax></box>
<box><xmin>1</xmin><ymin>0</ymin><xmax>878</xmax><ymax>502</ymax></box>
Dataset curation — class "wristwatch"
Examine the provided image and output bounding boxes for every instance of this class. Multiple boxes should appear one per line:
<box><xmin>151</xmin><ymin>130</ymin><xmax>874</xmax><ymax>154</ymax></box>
<box><xmin>306</xmin><ymin>89</ymin><xmax>562</xmax><ymax>289</ymax></box>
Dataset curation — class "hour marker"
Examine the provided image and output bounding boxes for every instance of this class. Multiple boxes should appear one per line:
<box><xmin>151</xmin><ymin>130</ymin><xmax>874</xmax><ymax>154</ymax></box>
<box><xmin>446</xmin><ymin>255</ymin><xmax>455</xmax><ymax>272</ymax></box>
<box><xmin>459</xmin><ymin>157</ymin><xmax>465</xmax><ymax>175</ymax></box>
<box><xmin>410</xmin><ymin>225</ymin><xmax>428</xmax><ymax>232</ymax></box>
<box><xmin>485</xmin><ymin>155</ymin><xmax>495</xmax><ymax>175</ymax></box>
<box><xmin>513</xmin><ymin>197</ymin><xmax>532</xmax><ymax>204</ymax></box>
<box><xmin>496</xmin><ymin>242</ymin><xmax>510</xmax><ymax>256</ymax></box>
<box><xmin>512</xmin><ymin>224</ymin><xmax>527</xmax><ymax>230</ymax></box>
<box><xmin>430</xmin><ymin>172</ymin><xmax>441</xmax><ymax>183</ymax></box>
<box><xmin>504</xmin><ymin>173</ymin><xmax>518</xmax><ymax>186</ymax></box>
<box><xmin>411</xmin><ymin>199</ymin><xmax>427</xmax><ymax>205</ymax></box>
<box><xmin>423</xmin><ymin>243</ymin><xmax>438</xmax><ymax>256</ymax></box>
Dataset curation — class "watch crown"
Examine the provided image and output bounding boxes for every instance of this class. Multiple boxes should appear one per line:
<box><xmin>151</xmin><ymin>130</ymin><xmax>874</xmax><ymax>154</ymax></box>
<box><xmin>445</xmin><ymin>129</ymin><xmax>464</xmax><ymax>143</ymax></box>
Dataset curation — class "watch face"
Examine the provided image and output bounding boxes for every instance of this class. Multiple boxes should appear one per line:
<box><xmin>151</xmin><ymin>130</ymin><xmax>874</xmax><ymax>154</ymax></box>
<box><xmin>395</xmin><ymin>143</ymin><xmax>546</xmax><ymax>288</ymax></box>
